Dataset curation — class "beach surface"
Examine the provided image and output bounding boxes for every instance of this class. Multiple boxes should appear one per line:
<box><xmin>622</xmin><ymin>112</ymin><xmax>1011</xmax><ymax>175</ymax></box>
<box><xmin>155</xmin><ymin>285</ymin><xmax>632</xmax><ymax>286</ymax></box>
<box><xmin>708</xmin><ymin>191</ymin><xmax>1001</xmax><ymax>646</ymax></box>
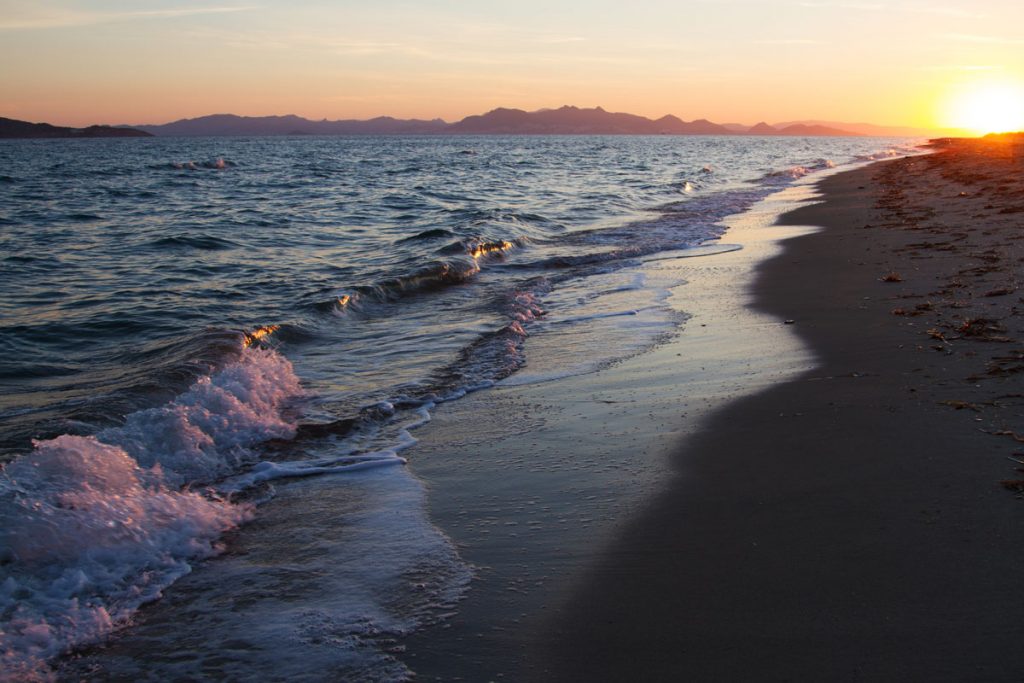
<box><xmin>403</xmin><ymin>137</ymin><xmax>1024</xmax><ymax>680</ymax></box>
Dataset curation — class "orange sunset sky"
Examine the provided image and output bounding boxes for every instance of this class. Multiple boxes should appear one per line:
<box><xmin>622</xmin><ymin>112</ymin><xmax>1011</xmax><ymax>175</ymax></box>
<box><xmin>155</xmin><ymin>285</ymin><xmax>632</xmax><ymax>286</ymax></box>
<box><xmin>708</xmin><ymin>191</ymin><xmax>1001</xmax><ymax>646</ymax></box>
<box><xmin>2</xmin><ymin>0</ymin><xmax>1023</xmax><ymax>133</ymax></box>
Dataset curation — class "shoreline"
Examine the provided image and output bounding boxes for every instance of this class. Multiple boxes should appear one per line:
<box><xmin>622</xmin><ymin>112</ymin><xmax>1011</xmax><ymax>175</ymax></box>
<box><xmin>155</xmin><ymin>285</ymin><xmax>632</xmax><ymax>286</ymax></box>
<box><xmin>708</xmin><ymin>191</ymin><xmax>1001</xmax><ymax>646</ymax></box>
<box><xmin>399</xmin><ymin>177</ymin><xmax>834</xmax><ymax>679</ymax></box>
<box><xmin>32</xmin><ymin>138</ymin><xmax>906</xmax><ymax>681</ymax></box>
<box><xmin>536</xmin><ymin>139</ymin><xmax>1024</xmax><ymax>680</ymax></box>
<box><xmin>43</xmin><ymin>137</ymin><xmax>1024</xmax><ymax>680</ymax></box>
<box><xmin>401</xmin><ymin>138</ymin><xmax>1024</xmax><ymax>680</ymax></box>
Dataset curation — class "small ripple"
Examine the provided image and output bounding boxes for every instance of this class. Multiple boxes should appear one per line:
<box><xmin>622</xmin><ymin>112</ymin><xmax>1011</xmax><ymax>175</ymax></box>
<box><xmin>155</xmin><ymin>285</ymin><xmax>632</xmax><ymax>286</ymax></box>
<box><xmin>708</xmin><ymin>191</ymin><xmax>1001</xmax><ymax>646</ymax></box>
<box><xmin>150</xmin><ymin>234</ymin><xmax>239</xmax><ymax>251</ymax></box>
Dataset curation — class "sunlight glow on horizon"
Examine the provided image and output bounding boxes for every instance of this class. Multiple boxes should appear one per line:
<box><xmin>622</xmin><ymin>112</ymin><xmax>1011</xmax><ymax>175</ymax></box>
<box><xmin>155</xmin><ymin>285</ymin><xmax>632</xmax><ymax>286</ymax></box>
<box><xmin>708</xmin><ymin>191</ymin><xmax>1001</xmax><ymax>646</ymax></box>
<box><xmin>940</xmin><ymin>79</ymin><xmax>1024</xmax><ymax>135</ymax></box>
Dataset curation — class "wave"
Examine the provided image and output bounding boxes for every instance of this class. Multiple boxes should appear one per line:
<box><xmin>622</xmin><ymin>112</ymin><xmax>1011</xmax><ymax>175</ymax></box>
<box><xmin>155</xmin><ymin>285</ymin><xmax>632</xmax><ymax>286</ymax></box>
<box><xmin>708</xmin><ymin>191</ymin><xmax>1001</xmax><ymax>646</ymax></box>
<box><xmin>427</xmin><ymin>279</ymin><xmax>550</xmax><ymax>391</ymax></box>
<box><xmin>3</xmin><ymin>254</ymin><xmax>60</xmax><ymax>265</ymax></box>
<box><xmin>438</xmin><ymin>237</ymin><xmax>521</xmax><ymax>258</ymax></box>
<box><xmin>761</xmin><ymin>158</ymin><xmax>836</xmax><ymax>184</ymax></box>
<box><xmin>65</xmin><ymin>212</ymin><xmax>102</xmax><ymax>222</ymax></box>
<box><xmin>855</xmin><ymin>144</ymin><xmax>918</xmax><ymax>161</ymax></box>
<box><xmin>309</xmin><ymin>257</ymin><xmax>488</xmax><ymax>315</ymax></box>
<box><xmin>150</xmin><ymin>234</ymin><xmax>239</xmax><ymax>251</ymax></box>
<box><xmin>0</xmin><ymin>345</ymin><xmax>301</xmax><ymax>677</ymax></box>
<box><xmin>398</xmin><ymin>228</ymin><xmax>456</xmax><ymax>242</ymax></box>
<box><xmin>154</xmin><ymin>158</ymin><xmax>236</xmax><ymax>171</ymax></box>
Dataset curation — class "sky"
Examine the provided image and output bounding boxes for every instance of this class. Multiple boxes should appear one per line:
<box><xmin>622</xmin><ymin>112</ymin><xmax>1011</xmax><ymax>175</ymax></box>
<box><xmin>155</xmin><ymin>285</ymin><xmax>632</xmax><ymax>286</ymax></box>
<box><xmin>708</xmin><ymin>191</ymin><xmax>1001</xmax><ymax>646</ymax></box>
<box><xmin>2</xmin><ymin>0</ymin><xmax>1023</xmax><ymax>130</ymax></box>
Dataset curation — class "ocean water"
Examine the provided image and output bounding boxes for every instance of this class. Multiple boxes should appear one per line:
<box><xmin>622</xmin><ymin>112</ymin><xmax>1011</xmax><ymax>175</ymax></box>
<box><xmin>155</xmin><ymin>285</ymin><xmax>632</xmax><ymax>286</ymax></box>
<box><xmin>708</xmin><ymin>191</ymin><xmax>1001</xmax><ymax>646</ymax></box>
<box><xmin>0</xmin><ymin>134</ymin><xmax>916</xmax><ymax>679</ymax></box>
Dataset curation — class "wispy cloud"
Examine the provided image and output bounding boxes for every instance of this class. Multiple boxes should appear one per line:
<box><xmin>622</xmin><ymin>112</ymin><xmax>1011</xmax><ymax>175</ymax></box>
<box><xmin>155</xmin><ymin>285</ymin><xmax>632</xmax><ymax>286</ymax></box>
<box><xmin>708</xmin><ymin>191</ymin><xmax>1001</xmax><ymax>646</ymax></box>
<box><xmin>945</xmin><ymin>33</ymin><xmax>1024</xmax><ymax>45</ymax></box>
<box><xmin>907</xmin><ymin>5</ymin><xmax>988</xmax><ymax>19</ymax></box>
<box><xmin>916</xmin><ymin>64</ymin><xmax>1000</xmax><ymax>71</ymax></box>
<box><xmin>796</xmin><ymin>2</ymin><xmax>885</xmax><ymax>10</ymax></box>
<box><xmin>797</xmin><ymin>2</ymin><xmax>986</xmax><ymax>18</ymax></box>
<box><xmin>181</xmin><ymin>23</ymin><xmax>670</xmax><ymax>69</ymax></box>
<box><xmin>754</xmin><ymin>39</ymin><xmax>824</xmax><ymax>45</ymax></box>
<box><xmin>0</xmin><ymin>5</ymin><xmax>253</xmax><ymax>31</ymax></box>
<box><xmin>531</xmin><ymin>35</ymin><xmax>586</xmax><ymax>45</ymax></box>
<box><xmin>330</xmin><ymin>41</ymin><xmax>422</xmax><ymax>57</ymax></box>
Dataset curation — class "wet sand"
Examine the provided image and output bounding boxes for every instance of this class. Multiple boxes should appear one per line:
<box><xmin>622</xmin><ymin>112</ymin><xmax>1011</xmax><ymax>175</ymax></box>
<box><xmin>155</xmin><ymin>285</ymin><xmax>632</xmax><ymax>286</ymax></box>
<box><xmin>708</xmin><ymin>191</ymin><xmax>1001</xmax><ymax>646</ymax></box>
<box><xmin>539</xmin><ymin>136</ymin><xmax>1024</xmax><ymax>680</ymax></box>
<box><xmin>404</xmin><ymin>136</ymin><xmax>1024</xmax><ymax>680</ymax></box>
<box><xmin>400</xmin><ymin>182</ymin><xmax>823</xmax><ymax>678</ymax></box>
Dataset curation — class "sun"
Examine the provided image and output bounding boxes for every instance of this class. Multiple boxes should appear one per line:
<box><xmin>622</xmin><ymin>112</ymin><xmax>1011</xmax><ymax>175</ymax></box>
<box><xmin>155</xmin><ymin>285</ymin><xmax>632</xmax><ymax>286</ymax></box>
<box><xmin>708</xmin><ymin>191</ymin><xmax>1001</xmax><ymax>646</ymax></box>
<box><xmin>942</xmin><ymin>80</ymin><xmax>1024</xmax><ymax>136</ymax></box>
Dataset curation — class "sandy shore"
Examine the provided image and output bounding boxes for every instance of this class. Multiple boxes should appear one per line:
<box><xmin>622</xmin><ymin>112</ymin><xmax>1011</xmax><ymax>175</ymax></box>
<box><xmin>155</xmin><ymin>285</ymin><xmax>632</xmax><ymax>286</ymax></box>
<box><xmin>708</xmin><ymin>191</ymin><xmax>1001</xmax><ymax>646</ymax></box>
<box><xmin>403</xmin><ymin>136</ymin><xmax>1024</xmax><ymax>680</ymax></box>
<box><xmin>537</xmin><ymin>136</ymin><xmax>1024</xmax><ymax>681</ymax></box>
<box><xmin>399</xmin><ymin>181</ymin><xmax>828</xmax><ymax>678</ymax></box>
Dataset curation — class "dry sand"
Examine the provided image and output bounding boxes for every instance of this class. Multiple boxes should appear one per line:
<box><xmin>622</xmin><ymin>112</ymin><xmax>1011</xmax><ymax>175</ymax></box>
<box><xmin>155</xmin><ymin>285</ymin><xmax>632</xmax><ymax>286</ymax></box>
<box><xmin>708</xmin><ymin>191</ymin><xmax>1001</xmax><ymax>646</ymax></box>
<box><xmin>403</xmin><ymin>136</ymin><xmax>1024</xmax><ymax>681</ymax></box>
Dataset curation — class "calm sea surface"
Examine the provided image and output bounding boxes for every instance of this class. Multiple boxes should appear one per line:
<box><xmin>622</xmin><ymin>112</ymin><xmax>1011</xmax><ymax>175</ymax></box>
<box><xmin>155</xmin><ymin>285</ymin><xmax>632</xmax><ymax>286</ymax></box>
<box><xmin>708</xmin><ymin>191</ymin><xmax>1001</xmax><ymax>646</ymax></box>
<box><xmin>0</xmin><ymin>135</ymin><xmax>915</xmax><ymax>678</ymax></box>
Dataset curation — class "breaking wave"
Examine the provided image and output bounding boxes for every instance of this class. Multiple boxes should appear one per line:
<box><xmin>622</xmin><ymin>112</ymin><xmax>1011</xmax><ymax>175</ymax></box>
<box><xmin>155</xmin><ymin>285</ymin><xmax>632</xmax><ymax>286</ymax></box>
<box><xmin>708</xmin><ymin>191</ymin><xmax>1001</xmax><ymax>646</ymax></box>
<box><xmin>0</xmin><ymin>346</ymin><xmax>301</xmax><ymax>678</ymax></box>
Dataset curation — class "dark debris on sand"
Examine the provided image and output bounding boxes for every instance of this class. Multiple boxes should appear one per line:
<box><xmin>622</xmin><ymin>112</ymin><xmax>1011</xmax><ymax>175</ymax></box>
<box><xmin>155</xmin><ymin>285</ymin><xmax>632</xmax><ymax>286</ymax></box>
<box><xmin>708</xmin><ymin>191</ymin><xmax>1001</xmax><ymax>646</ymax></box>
<box><xmin>868</xmin><ymin>134</ymin><xmax>1024</xmax><ymax>487</ymax></box>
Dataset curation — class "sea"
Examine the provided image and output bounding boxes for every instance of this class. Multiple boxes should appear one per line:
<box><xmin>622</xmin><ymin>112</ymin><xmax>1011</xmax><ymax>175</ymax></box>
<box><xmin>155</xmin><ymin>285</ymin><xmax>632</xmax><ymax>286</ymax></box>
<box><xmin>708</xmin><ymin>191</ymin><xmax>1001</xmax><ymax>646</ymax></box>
<box><xmin>0</xmin><ymin>134</ymin><xmax>917</xmax><ymax>680</ymax></box>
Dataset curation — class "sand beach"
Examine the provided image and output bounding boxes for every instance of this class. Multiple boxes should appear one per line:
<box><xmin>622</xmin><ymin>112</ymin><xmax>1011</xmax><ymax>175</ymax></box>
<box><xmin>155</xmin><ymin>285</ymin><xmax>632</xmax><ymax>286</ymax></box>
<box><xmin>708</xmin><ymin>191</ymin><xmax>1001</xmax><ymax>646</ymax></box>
<box><xmin>402</xmin><ymin>136</ymin><xmax>1024</xmax><ymax>681</ymax></box>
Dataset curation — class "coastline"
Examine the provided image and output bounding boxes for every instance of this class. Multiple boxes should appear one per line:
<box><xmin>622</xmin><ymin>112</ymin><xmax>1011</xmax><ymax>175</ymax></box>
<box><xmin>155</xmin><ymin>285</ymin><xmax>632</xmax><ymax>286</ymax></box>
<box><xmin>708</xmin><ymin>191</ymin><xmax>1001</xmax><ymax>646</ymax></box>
<box><xmin>536</xmin><ymin>140</ymin><xmax>1024</xmax><ymax>680</ymax></box>
<box><xmin>28</xmin><ymin>137</ymin><xmax>905</xmax><ymax>681</ymax></box>
<box><xmin>404</xmin><ymin>139</ymin><xmax>1024</xmax><ymax>680</ymax></box>
<box><xmin>399</xmin><ymin>178</ymin><xmax>829</xmax><ymax>678</ymax></box>
<box><xmin>39</xmin><ymin>137</ymin><xmax>1024</xmax><ymax>680</ymax></box>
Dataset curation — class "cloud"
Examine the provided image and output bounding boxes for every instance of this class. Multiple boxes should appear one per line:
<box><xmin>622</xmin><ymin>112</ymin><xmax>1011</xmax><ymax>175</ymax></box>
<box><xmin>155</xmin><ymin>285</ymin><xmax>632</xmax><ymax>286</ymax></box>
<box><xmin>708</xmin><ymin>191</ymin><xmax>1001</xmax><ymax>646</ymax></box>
<box><xmin>945</xmin><ymin>33</ymin><xmax>1024</xmax><ymax>45</ymax></box>
<box><xmin>906</xmin><ymin>5</ymin><xmax>989</xmax><ymax>19</ymax></box>
<box><xmin>796</xmin><ymin>2</ymin><xmax>885</xmax><ymax>10</ymax></box>
<box><xmin>754</xmin><ymin>39</ymin><xmax>824</xmax><ymax>45</ymax></box>
<box><xmin>916</xmin><ymin>64</ymin><xmax>1000</xmax><ymax>71</ymax></box>
<box><xmin>796</xmin><ymin>2</ymin><xmax>985</xmax><ymax>18</ymax></box>
<box><xmin>531</xmin><ymin>35</ymin><xmax>586</xmax><ymax>45</ymax></box>
<box><xmin>330</xmin><ymin>41</ymin><xmax>419</xmax><ymax>57</ymax></box>
<box><xmin>0</xmin><ymin>5</ymin><xmax>253</xmax><ymax>31</ymax></box>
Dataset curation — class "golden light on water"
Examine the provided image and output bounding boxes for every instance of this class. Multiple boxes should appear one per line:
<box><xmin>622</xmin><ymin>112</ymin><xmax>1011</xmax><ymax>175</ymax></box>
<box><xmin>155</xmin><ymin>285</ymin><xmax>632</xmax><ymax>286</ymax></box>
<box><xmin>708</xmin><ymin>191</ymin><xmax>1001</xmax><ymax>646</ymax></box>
<box><xmin>470</xmin><ymin>241</ymin><xmax>514</xmax><ymax>259</ymax></box>
<box><xmin>941</xmin><ymin>80</ymin><xmax>1024</xmax><ymax>136</ymax></box>
<box><xmin>243</xmin><ymin>324</ymin><xmax>280</xmax><ymax>347</ymax></box>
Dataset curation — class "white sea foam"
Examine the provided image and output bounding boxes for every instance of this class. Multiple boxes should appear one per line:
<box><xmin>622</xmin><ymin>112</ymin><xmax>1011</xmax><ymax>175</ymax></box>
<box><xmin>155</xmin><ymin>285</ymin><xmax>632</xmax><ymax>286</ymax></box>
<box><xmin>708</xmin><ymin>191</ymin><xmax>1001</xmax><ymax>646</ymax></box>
<box><xmin>59</xmin><ymin>465</ymin><xmax>472</xmax><ymax>682</ymax></box>
<box><xmin>499</xmin><ymin>268</ymin><xmax>685</xmax><ymax>387</ymax></box>
<box><xmin>101</xmin><ymin>347</ymin><xmax>301</xmax><ymax>486</ymax></box>
<box><xmin>0</xmin><ymin>347</ymin><xmax>302</xmax><ymax>678</ymax></box>
<box><xmin>221</xmin><ymin>403</ymin><xmax>433</xmax><ymax>491</ymax></box>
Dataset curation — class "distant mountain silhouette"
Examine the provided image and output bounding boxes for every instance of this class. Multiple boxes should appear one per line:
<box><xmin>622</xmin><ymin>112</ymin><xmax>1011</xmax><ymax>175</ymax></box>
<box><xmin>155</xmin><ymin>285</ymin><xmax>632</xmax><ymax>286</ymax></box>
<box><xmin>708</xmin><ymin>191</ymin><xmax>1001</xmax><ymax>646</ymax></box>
<box><xmin>743</xmin><ymin>121</ymin><xmax>860</xmax><ymax>136</ymax></box>
<box><xmin>448</xmin><ymin>106</ymin><xmax>734</xmax><ymax>135</ymax></box>
<box><xmin>771</xmin><ymin>119</ymin><xmax>952</xmax><ymax>137</ymax></box>
<box><xmin>0</xmin><ymin>117</ymin><xmax>151</xmax><ymax>139</ymax></box>
<box><xmin>133</xmin><ymin>113</ymin><xmax>448</xmax><ymax>137</ymax></box>
<box><xmin>5</xmin><ymin>108</ymin><xmax>890</xmax><ymax>138</ymax></box>
<box><xmin>125</xmin><ymin>106</ymin><xmax>864</xmax><ymax>137</ymax></box>
<box><xmin>779</xmin><ymin>123</ymin><xmax>859</xmax><ymax>136</ymax></box>
<box><xmin>747</xmin><ymin>122</ymin><xmax>779</xmax><ymax>135</ymax></box>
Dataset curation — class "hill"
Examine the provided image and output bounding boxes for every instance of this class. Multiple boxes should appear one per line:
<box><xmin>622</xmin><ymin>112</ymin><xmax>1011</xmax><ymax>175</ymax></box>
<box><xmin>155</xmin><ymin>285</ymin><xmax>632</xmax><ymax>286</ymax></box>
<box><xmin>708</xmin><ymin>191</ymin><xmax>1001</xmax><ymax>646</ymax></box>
<box><xmin>448</xmin><ymin>106</ymin><xmax>735</xmax><ymax>135</ymax></box>
<box><xmin>133</xmin><ymin>113</ymin><xmax>448</xmax><ymax>137</ymax></box>
<box><xmin>772</xmin><ymin>119</ymin><xmax>953</xmax><ymax>137</ymax></box>
<box><xmin>0</xmin><ymin>117</ymin><xmax>152</xmax><ymax>139</ymax></box>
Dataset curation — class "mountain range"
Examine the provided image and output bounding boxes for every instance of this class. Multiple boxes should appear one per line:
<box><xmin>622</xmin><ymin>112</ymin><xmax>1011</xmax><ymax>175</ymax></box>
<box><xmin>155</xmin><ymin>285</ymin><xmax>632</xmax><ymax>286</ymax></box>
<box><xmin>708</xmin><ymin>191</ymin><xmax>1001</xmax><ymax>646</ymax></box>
<box><xmin>0</xmin><ymin>117</ymin><xmax>151</xmax><ymax>139</ymax></box>
<box><xmin>130</xmin><ymin>107</ymin><xmax>864</xmax><ymax>137</ymax></box>
<box><xmin>2</xmin><ymin>106</ymin><xmax>945</xmax><ymax>139</ymax></box>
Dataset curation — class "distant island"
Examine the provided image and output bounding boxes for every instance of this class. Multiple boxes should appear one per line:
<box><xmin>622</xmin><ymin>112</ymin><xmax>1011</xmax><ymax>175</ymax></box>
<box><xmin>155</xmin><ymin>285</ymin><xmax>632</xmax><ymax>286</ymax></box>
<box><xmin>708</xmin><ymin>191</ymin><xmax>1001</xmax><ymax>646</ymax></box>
<box><xmin>0</xmin><ymin>117</ymin><xmax>152</xmax><ymax>139</ymax></box>
<box><xmin>2</xmin><ymin>106</ymin><xmax>941</xmax><ymax>139</ymax></box>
